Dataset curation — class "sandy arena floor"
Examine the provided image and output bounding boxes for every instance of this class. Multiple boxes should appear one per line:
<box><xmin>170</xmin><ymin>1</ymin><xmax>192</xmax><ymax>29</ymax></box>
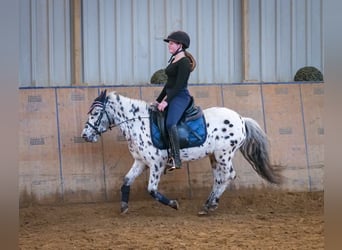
<box><xmin>19</xmin><ymin>189</ymin><xmax>323</xmax><ymax>250</ymax></box>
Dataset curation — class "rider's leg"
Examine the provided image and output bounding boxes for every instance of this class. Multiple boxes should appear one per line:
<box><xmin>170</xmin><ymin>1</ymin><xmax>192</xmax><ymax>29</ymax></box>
<box><xmin>165</xmin><ymin>94</ymin><xmax>190</xmax><ymax>170</ymax></box>
<box><xmin>167</xmin><ymin>125</ymin><xmax>181</xmax><ymax>169</ymax></box>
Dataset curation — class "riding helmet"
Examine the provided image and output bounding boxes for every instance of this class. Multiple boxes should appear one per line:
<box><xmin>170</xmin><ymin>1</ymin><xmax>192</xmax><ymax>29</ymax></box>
<box><xmin>163</xmin><ymin>31</ymin><xmax>190</xmax><ymax>49</ymax></box>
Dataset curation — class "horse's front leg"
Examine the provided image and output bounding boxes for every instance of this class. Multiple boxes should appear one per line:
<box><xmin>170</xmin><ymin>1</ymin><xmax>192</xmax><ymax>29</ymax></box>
<box><xmin>120</xmin><ymin>159</ymin><xmax>145</xmax><ymax>214</ymax></box>
<box><xmin>148</xmin><ymin>161</ymin><xmax>179</xmax><ymax>210</ymax></box>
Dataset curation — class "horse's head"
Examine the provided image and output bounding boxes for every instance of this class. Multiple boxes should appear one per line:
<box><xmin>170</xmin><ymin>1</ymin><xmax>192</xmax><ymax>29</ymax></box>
<box><xmin>82</xmin><ymin>90</ymin><xmax>111</xmax><ymax>142</ymax></box>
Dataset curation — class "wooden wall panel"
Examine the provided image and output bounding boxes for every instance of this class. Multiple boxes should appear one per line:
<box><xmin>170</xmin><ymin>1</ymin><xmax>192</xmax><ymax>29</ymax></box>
<box><xmin>301</xmin><ymin>84</ymin><xmax>324</xmax><ymax>191</ymax></box>
<box><xmin>222</xmin><ymin>84</ymin><xmax>268</xmax><ymax>189</ymax></box>
<box><xmin>57</xmin><ymin>88</ymin><xmax>106</xmax><ymax>202</ymax></box>
<box><xmin>188</xmin><ymin>85</ymin><xmax>223</xmax><ymax>108</ymax></box>
<box><xmin>140</xmin><ymin>85</ymin><xmax>163</xmax><ymax>103</ymax></box>
<box><xmin>19</xmin><ymin>89</ymin><xmax>61</xmax><ymax>205</ymax></box>
<box><xmin>222</xmin><ymin>84</ymin><xmax>264</xmax><ymax>125</ymax></box>
<box><xmin>262</xmin><ymin>84</ymin><xmax>309</xmax><ymax>190</ymax></box>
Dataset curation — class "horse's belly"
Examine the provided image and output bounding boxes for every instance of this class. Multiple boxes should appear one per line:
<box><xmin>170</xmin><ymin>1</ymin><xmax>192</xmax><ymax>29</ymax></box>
<box><xmin>180</xmin><ymin>141</ymin><xmax>214</xmax><ymax>161</ymax></box>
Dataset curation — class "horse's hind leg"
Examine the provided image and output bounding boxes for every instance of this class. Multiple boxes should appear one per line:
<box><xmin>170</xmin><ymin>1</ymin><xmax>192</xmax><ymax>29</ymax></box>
<box><xmin>199</xmin><ymin>153</ymin><xmax>236</xmax><ymax>215</ymax></box>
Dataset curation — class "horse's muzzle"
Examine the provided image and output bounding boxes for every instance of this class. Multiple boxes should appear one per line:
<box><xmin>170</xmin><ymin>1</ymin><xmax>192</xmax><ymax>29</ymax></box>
<box><xmin>82</xmin><ymin>131</ymin><xmax>98</xmax><ymax>143</ymax></box>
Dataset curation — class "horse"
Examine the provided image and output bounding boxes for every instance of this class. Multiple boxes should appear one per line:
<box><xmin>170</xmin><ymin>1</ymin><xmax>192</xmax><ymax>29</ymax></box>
<box><xmin>81</xmin><ymin>90</ymin><xmax>282</xmax><ymax>215</ymax></box>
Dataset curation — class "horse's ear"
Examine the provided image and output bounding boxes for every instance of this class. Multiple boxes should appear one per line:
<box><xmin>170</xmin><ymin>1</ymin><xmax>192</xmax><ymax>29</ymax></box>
<box><xmin>102</xmin><ymin>90</ymin><xmax>107</xmax><ymax>102</ymax></box>
<box><xmin>100</xmin><ymin>89</ymin><xmax>107</xmax><ymax>98</ymax></box>
<box><xmin>95</xmin><ymin>89</ymin><xmax>107</xmax><ymax>103</ymax></box>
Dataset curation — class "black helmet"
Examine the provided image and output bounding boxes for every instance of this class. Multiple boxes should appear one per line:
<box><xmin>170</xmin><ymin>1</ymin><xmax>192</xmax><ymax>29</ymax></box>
<box><xmin>163</xmin><ymin>31</ymin><xmax>190</xmax><ymax>49</ymax></box>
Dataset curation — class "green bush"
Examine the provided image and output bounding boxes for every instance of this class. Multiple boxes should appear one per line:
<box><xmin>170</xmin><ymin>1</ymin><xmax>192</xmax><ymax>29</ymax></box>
<box><xmin>294</xmin><ymin>66</ymin><xmax>323</xmax><ymax>81</ymax></box>
<box><xmin>150</xmin><ymin>69</ymin><xmax>167</xmax><ymax>84</ymax></box>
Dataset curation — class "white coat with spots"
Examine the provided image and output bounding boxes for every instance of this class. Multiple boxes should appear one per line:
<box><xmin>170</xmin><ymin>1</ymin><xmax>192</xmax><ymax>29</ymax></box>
<box><xmin>82</xmin><ymin>90</ymin><xmax>282</xmax><ymax>215</ymax></box>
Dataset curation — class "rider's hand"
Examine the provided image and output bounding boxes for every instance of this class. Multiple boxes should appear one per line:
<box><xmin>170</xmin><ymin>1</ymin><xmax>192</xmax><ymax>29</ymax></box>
<box><xmin>157</xmin><ymin>100</ymin><xmax>168</xmax><ymax>111</ymax></box>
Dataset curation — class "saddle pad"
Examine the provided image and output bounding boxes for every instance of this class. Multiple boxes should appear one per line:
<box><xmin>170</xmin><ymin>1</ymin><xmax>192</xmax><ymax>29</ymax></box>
<box><xmin>150</xmin><ymin>112</ymin><xmax>207</xmax><ymax>150</ymax></box>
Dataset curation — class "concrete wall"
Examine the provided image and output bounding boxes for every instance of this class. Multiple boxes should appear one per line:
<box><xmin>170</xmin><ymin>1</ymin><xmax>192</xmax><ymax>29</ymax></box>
<box><xmin>19</xmin><ymin>83</ymin><xmax>324</xmax><ymax>206</ymax></box>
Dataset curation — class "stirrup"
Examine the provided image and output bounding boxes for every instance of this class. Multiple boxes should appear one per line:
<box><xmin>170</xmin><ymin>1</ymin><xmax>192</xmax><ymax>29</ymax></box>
<box><xmin>166</xmin><ymin>157</ymin><xmax>176</xmax><ymax>171</ymax></box>
<box><xmin>166</xmin><ymin>157</ymin><xmax>180</xmax><ymax>171</ymax></box>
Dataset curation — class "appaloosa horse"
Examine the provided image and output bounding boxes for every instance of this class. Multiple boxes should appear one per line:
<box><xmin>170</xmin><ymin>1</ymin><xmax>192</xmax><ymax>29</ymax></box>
<box><xmin>81</xmin><ymin>90</ymin><xmax>281</xmax><ymax>215</ymax></box>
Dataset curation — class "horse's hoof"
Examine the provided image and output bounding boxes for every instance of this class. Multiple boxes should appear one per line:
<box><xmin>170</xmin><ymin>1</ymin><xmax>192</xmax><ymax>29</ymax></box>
<box><xmin>208</xmin><ymin>204</ymin><xmax>218</xmax><ymax>212</ymax></box>
<box><xmin>198</xmin><ymin>206</ymin><xmax>209</xmax><ymax>216</ymax></box>
<box><xmin>198</xmin><ymin>210</ymin><xmax>209</xmax><ymax>216</ymax></box>
<box><xmin>120</xmin><ymin>202</ymin><xmax>129</xmax><ymax>214</ymax></box>
<box><xmin>169</xmin><ymin>200</ymin><xmax>179</xmax><ymax>210</ymax></box>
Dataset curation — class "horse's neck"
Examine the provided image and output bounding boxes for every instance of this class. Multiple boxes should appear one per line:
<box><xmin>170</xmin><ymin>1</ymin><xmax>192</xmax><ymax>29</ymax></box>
<box><xmin>107</xmin><ymin>93</ymin><xmax>148</xmax><ymax>122</ymax></box>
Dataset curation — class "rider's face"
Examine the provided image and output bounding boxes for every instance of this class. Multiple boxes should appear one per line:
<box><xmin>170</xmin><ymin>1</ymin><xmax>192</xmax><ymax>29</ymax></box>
<box><xmin>168</xmin><ymin>41</ymin><xmax>181</xmax><ymax>54</ymax></box>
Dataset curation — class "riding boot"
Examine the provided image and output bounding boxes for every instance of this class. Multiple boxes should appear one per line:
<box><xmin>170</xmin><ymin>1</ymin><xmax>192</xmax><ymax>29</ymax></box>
<box><xmin>167</xmin><ymin>125</ymin><xmax>182</xmax><ymax>170</ymax></box>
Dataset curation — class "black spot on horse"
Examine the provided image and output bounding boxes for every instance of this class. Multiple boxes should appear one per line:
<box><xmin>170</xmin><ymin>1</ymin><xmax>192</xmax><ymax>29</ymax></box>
<box><xmin>215</xmin><ymin>135</ymin><xmax>219</xmax><ymax>140</ymax></box>
<box><xmin>229</xmin><ymin>132</ymin><xmax>234</xmax><ymax>136</ymax></box>
<box><xmin>130</xmin><ymin>104</ymin><xmax>139</xmax><ymax>116</ymax></box>
<box><xmin>222</xmin><ymin>128</ymin><xmax>227</xmax><ymax>132</ymax></box>
<box><xmin>215</xmin><ymin>179</ymin><xmax>222</xmax><ymax>185</ymax></box>
<box><xmin>154</xmin><ymin>165</ymin><xmax>159</xmax><ymax>172</ymax></box>
<box><xmin>224</xmin><ymin>120</ymin><xmax>230</xmax><ymax>124</ymax></box>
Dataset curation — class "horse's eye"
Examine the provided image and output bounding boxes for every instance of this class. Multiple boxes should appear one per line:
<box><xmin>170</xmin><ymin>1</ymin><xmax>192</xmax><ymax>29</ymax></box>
<box><xmin>93</xmin><ymin>112</ymin><xmax>99</xmax><ymax>116</ymax></box>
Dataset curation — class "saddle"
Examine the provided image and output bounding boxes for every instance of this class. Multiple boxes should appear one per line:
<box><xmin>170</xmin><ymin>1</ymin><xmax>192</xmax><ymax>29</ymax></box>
<box><xmin>149</xmin><ymin>97</ymin><xmax>207</xmax><ymax>150</ymax></box>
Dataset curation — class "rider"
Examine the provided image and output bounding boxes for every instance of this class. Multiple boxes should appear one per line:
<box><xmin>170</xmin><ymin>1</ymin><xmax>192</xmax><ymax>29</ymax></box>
<box><xmin>155</xmin><ymin>30</ymin><xmax>196</xmax><ymax>170</ymax></box>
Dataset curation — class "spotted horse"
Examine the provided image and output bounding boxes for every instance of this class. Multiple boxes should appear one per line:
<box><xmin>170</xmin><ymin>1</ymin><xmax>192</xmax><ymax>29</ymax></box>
<box><xmin>81</xmin><ymin>90</ymin><xmax>282</xmax><ymax>215</ymax></box>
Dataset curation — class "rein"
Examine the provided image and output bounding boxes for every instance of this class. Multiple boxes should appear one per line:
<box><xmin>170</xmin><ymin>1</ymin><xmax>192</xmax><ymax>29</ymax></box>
<box><xmin>110</xmin><ymin>117</ymin><xmax>149</xmax><ymax>128</ymax></box>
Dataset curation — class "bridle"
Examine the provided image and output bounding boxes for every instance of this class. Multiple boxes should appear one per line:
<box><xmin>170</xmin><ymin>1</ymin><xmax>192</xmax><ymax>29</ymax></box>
<box><xmin>86</xmin><ymin>100</ymin><xmax>149</xmax><ymax>136</ymax></box>
<box><xmin>86</xmin><ymin>100</ymin><xmax>114</xmax><ymax>136</ymax></box>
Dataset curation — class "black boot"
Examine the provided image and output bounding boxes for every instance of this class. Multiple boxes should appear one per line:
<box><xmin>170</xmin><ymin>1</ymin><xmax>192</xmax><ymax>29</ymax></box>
<box><xmin>167</xmin><ymin>125</ymin><xmax>182</xmax><ymax>170</ymax></box>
